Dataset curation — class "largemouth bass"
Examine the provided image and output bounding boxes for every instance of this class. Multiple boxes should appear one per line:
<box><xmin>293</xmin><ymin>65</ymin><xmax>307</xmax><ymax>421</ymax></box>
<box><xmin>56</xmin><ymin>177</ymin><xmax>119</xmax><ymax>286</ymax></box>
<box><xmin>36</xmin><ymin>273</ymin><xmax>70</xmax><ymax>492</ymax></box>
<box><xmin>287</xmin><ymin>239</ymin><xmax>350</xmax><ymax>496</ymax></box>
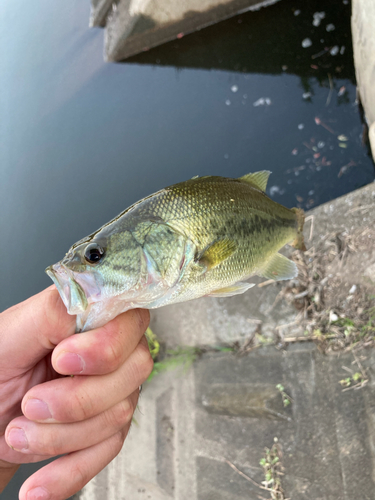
<box><xmin>46</xmin><ymin>171</ymin><xmax>306</xmax><ymax>332</ymax></box>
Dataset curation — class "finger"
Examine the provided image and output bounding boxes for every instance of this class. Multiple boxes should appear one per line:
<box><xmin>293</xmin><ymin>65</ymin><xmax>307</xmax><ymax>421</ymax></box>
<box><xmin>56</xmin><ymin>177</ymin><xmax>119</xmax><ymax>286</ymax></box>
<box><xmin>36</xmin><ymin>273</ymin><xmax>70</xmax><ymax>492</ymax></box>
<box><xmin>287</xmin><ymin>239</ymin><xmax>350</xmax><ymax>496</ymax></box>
<box><xmin>22</xmin><ymin>337</ymin><xmax>153</xmax><ymax>423</ymax></box>
<box><xmin>19</xmin><ymin>425</ymin><xmax>131</xmax><ymax>500</ymax></box>
<box><xmin>5</xmin><ymin>389</ymin><xmax>139</xmax><ymax>458</ymax></box>
<box><xmin>0</xmin><ymin>287</ymin><xmax>75</xmax><ymax>372</ymax></box>
<box><xmin>52</xmin><ymin>308</ymin><xmax>150</xmax><ymax>375</ymax></box>
<box><xmin>0</xmin><ymin>435</ymin><xmax>50</xmax><ymax>465</ymax></box>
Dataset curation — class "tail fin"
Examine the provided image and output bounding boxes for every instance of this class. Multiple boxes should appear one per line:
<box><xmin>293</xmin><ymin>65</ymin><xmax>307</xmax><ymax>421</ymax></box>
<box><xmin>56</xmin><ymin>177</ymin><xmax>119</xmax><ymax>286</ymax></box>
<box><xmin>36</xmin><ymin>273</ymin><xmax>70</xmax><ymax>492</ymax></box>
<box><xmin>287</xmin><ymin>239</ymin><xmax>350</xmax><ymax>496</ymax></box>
<box><xmin>291</xmin><ymin>208</ymin><xmax>307</xmax><ymax>251</ymax></box>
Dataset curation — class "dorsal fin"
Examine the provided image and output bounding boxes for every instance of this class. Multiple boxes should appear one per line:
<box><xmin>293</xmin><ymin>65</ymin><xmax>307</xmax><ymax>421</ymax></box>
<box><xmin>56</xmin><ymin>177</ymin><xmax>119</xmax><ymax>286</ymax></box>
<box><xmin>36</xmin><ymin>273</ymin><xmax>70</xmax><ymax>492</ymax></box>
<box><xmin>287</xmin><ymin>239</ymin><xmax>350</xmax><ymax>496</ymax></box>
<box><xmin>238</xmin><ymin>170</ymin><xmax>271</xmax><ymax>192</ymax></box>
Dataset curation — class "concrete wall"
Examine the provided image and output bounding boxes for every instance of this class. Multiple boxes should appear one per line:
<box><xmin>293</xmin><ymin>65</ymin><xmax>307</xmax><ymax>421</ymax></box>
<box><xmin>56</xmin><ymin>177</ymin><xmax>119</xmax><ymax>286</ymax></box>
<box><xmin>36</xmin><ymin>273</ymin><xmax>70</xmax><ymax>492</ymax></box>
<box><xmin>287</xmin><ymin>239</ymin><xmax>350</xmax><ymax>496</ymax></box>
<box><xmin>352</xmin><ymin>0</ymin><xmax>375</xmax><ymax>160</ymax></box>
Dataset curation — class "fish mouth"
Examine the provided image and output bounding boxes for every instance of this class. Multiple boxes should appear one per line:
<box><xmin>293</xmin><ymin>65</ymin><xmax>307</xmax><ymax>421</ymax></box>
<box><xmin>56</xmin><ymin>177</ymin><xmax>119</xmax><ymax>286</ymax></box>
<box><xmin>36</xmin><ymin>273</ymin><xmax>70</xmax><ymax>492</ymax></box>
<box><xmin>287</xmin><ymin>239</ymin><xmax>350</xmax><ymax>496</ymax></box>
<box><xmin>46</xmin><ymin>263</ymin><xmax>89</xmax><ymax>315</ymax></box>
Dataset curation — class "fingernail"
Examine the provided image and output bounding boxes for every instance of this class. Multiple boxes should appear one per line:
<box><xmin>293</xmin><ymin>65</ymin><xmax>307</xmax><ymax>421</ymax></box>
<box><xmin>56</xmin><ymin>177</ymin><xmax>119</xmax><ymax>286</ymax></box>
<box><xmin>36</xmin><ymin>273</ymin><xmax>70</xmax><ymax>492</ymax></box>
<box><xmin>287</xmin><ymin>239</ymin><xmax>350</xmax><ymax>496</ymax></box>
<box><xmin>56</xmin><ymin>352</ymin><xmax>85</xmax><ymax>374</ymax></box>
<box><xmin>24</xmin><ymin>399</ymin><xmax>52</xmax><ymax>421</ymax></box>
<box><xmin>7</xmin><ymin>428</ymin><xmax>28</xmax><ymax>451</ymax></box>
<box><xmin>26</xmin><ymin>486</ymin><xmax>51</xmax><ymax>500</ymax></box>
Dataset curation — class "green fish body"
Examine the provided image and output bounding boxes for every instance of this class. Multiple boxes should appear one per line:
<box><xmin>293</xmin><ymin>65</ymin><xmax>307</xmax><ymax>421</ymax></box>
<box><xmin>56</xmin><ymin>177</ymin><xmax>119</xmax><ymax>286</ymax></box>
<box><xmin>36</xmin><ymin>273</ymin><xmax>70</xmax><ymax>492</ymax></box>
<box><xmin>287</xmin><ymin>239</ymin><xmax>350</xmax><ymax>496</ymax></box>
<box><xmin>46</xmin><ymin>171</ymin><xmax>305</xmax><ymax>332</ymax></box>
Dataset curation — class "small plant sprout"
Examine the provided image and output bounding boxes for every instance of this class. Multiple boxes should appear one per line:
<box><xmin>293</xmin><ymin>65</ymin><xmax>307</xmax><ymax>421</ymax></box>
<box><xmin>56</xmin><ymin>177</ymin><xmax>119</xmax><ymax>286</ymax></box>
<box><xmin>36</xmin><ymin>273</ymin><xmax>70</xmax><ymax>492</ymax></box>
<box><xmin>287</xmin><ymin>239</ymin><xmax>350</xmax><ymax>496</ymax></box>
<box><xmin>145</xmin><ymin>327</ymin><xmax>160</xmax><ymax>360</ymax></box>
<box><xmin>276</xmin><ymin>384</ymin><xmax>293</xmax><ymax>407</ymax></box>
<box><xmin>339</xmin><ymin>352</ymin><xmax>369</xmax><ymax>391</ymax></box>
<box><xmin>259</xmin><ymin>438</ymin><xmax>286</xmax><ymax>500</ymax></box>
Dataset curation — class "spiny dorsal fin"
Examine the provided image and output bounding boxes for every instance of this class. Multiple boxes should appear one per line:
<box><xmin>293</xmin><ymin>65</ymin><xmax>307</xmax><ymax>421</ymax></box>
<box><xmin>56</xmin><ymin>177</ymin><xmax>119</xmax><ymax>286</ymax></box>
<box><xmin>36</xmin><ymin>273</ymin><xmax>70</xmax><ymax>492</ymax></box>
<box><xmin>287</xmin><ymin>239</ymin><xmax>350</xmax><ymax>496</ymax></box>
<box><xmin>258</xmin><ymin>252</ymin><xmax>298</xmax><ymax>281</ymax></box>
<box><xmin>208</xmin><ymin>281</ymin><xmax>255</xmax><ymax>297</ymax></box>
<box><xmin>238</xmin><ymin>170</ymin><xmax>271</xmax><ymax>192</ymax></box>
<box><xmin>197</xmin><ymin>238</ymin><xmax>237</xmax><ymax>270</ymax></box>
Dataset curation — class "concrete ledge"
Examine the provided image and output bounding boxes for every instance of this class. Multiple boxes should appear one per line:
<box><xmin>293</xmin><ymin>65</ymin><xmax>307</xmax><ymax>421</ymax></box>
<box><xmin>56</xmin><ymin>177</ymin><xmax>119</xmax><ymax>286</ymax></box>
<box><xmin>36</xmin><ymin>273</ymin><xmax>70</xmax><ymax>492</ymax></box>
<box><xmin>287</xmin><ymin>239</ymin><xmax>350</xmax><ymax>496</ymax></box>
<box><xmin>89</xmin><ymin>0</ymin><xmax>113</xmax><ymax>27</ymax></box>
<box><xmin>90</xmin><ymin>0</ymin><xmax>280</xmax><ymax>61</ymax></box>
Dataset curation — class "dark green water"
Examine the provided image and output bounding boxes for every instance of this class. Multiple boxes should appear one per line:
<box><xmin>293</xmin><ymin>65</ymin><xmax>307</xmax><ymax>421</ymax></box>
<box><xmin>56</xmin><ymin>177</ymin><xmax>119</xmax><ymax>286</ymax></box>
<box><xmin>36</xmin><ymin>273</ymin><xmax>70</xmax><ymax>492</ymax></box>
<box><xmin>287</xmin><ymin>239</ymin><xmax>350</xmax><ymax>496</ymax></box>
<box><xmin>0</xmin><ymin>0</ymin><xmax>374</xmax><ymax>496</ymax></box>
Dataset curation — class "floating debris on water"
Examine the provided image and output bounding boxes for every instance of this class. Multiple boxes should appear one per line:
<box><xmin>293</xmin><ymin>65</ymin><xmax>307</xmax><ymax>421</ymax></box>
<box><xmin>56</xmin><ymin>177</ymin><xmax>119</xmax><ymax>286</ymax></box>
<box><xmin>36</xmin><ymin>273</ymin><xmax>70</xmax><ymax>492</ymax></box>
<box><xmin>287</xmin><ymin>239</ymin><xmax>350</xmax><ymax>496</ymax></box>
<box><xmin>339</xmin><ymin>142</ymin><xmax>348</xmax><ymax>148</ymax></box>
<box><xmin>308</xmin><ymin>190</ymin><xmax>315</xmax><ymax>196</ymax></box>
<box><xmin>282</xmin><ymin>65</ymin><xmax>288</xmax><ymax>71</ymax></box>
<box><xmin>312</xmin><ymin>11</ymin><xmax>325</xmax><ymax>27</ymax></box>
<box><xmin>340</xmin><ymin>46</ymin><xmax>345</xmax><ymax>55</ymax></box>
<box><xmin>326</xmin><ymin>23</ymin><xmax>335</xmax><ymax>32</ymax></box>
<box><xmin>225</xmin><ymin>99</ymin><xmax>231</xmax><ymax>106</ymax></box>
<box><xmin>318</xmin><ymin>141</ymin><xmax>325</xmax><ymax>148</ymax></box>
<box><xmin>337</xmin><ymin>134</ymin><xmax>348</xmax><ymax>141</ymax></box>
<box><xmin>285</xmin><ymin>165</ymin><xmax>306</xmax><ymax>174</ymax></box>
<box><xmin>298</xmin><ymin>123</ymin><xmax>304</xmax><ymax>130</ymax></box>
<box><xmin>291</xmin><ymin>148</ymin><xmax>298</xmax><ymax>155</ymax></box>
<box><xmin>294</xmin><ymin>9</ymin><xmax>301</xmax><ymax>16</ymax></box>
<box><xmin>302</xmin><ymin>38</ymin><xmax>312</xmax><ymax>48</ymax></box>
<box><xmin>312</xmin><ymin>48</ymin><xmax>329</xmax><ymax>59</ymax></box>
<box><xmin>330</xmin><ymin>45</ymin><xmax>339</xmax><ymax>56</ymax></box>
<box><xmin>338</xmin><ymin>86</ymin><xmax>346</xmax><ymax>96</ymax></box>
<box><xmin>253</xmin><ymin>97</ymin><xmax>271</xmax><ymax>106</ymax></box>
<box><xmin>315</xmin><ymin>116</ymin><xmax>335</xmax><ymax>134</ymax></box>
<box><xmin>231</xmin><ymin>85</ymin><xmax>238</xmax><ymax>93</ymax></box>
<box><xmin>302</xmin><ymin>92</ymin><xmax>312</xmax><ymax>99</ymax></box>
<box><xmin>269</xmin><ymin>185</ymin><xmax>285</xmax><ymax>196</ymax></box>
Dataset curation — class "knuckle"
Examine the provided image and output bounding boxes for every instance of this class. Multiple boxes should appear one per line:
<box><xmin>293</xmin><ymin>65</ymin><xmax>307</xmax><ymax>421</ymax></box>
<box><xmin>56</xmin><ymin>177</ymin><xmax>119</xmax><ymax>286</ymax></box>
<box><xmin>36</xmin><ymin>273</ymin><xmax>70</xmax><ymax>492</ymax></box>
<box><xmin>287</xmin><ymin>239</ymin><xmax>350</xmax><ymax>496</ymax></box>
<box><xmin>106</xmin><ymin>400</ymin><xmax>133</xmax><ymax>430</ymax></box>
<box><xmin>111</xmin><ymin>430</ymin><xmax>126</xmax><ymax>456</ymax></box>
<box><xmin>134</xmin><ymin>343</ymin><xmax>154</xmax><ymax>381</ymax></box>
<box><xmin>103</xmin><ymin>333</ymin><xmax>124</xmax><ymax>370</ymax></box>
<box><xmin>65</xmin><ymin>388</ymin><xmax>95</xmax><ymax>422</ymax></box>
<box><xmin>38</xmin><ymin>432</ymin><xmax>62</xmax><ymax>456</ymax></box>
<box><xmin>70</xmin><ymin>461</ymin><xmax>90</xmax><ymax>489</ymax></box>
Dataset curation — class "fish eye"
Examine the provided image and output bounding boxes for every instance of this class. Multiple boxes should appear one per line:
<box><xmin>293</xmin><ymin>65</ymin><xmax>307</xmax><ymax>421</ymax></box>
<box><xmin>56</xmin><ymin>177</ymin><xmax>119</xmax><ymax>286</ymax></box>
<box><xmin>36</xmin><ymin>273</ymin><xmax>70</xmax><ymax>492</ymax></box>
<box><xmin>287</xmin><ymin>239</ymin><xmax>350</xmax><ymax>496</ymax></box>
<box><xmin>84</xmin><ymin>243</ymin><xmax>104</xmax><ymax>264</ymax></box>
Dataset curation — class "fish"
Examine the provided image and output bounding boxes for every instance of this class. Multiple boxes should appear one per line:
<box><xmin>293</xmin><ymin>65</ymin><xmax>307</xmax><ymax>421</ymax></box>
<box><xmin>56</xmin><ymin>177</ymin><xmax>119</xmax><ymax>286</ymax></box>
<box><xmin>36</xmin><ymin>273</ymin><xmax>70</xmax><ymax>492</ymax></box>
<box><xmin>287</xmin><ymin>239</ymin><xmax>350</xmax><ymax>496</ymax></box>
<box><xmin>46</xmin><ymin>171</ymin><xmax>306</xmax><ymax>332</ymax></box>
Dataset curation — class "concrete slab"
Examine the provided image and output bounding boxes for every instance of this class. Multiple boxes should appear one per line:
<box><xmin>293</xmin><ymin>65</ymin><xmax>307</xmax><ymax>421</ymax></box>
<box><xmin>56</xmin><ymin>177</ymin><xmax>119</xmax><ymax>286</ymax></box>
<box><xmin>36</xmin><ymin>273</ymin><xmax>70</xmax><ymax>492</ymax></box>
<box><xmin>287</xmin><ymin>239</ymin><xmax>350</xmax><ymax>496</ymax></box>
<box><xmin>77</xmin><ymin>182</ymin><xmax>375</xmax><ymax>500</ymax></box>
<box><xmin>78</xmin><ymin>344</ymin><xmax>375</xmax><ymax>500</ymax></box>
<box><xmin>89</xmin><ymin>0</ymin><xmax>280</xmax><ymax>61</ymax></box>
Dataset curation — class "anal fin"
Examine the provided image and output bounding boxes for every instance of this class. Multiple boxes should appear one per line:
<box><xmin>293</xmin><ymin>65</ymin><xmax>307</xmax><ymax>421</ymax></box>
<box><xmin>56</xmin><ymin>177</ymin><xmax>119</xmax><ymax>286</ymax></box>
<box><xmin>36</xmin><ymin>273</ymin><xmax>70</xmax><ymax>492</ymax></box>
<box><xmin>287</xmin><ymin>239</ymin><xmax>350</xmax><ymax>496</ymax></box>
<box><xmin>208</xmin><ymin>282</ymin><xmax>255</xmax><ymax>297</ymax></box>
<box><xmin>258</xmin><ymin>253</ymin><xmax>298</xmax><ymax>281</ymax></box>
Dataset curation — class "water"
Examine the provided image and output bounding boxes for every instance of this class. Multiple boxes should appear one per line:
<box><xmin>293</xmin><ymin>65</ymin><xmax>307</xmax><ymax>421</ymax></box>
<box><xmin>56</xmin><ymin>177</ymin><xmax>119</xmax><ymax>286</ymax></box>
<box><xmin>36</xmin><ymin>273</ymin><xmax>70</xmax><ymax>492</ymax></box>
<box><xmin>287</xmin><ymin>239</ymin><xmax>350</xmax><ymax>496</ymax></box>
<box><xmin>0</xmin><ymin>0</ymin><xmax>374</xmax><ymax>496</ymax></box>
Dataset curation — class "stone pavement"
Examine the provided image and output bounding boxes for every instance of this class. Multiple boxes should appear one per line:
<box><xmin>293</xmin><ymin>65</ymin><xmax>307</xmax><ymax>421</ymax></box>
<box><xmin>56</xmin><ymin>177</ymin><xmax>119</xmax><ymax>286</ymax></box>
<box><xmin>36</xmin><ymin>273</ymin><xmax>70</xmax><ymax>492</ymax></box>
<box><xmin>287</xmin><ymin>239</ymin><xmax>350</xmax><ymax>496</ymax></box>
<box><xmin>77</xmin><ymin>182</ymin><xmax>375</xmax><ymax>500</ymax></box>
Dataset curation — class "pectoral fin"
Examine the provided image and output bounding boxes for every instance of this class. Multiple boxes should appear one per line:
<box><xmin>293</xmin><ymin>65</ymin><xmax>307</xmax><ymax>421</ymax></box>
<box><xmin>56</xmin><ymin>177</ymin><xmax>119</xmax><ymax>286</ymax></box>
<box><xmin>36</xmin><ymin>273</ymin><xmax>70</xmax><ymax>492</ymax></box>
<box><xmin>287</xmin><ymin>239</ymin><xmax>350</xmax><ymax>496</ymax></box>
<box><xmin>208</xmin><ymin>282</ymin><xmax>255</xmax><ymax>297</ymax></box>
<box><xmin>197</xmin><ymin>238</ymin><xmax>237</xmax><ymax>270</ymax></box>
<box><xmin>238</xmin><ymin>170</ymin><xmax>271</xmax><ymax>192</ymax></box>
<box><xmin>258</xmin><ymin>253</ymin><xmax>298</xmax><ymax>281</ymax></box>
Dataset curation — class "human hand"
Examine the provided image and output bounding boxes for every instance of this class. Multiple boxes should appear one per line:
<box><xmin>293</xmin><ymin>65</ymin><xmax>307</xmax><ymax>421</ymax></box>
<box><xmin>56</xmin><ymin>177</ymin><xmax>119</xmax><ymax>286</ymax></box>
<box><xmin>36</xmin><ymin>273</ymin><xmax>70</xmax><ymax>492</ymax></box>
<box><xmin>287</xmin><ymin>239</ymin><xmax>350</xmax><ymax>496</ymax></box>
<box><xmin>0</xmin><ymin>286</ymin><xmax>152</xmax><ymax>499</ymax></box>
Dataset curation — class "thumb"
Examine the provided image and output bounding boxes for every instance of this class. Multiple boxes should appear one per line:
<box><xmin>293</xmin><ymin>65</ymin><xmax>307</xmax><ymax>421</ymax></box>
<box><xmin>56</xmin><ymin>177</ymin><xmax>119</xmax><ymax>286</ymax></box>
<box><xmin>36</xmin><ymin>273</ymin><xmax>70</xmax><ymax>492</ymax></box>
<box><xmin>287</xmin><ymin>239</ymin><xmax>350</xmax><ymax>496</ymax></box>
<box><xmin>0</xmin><ymin>286</ymin><xmax>76</xmax><ymax>373</ymax></box>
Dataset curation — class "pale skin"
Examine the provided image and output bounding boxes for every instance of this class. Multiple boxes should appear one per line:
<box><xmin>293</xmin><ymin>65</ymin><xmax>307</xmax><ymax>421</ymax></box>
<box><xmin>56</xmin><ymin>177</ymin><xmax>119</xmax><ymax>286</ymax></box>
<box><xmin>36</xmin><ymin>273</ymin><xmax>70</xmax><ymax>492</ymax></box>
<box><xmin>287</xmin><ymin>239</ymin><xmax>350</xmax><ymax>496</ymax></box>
<box><xmin>0</xmin><ymin>286</ymin><xmax>153</xmax><ymax>499</ymax></box>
